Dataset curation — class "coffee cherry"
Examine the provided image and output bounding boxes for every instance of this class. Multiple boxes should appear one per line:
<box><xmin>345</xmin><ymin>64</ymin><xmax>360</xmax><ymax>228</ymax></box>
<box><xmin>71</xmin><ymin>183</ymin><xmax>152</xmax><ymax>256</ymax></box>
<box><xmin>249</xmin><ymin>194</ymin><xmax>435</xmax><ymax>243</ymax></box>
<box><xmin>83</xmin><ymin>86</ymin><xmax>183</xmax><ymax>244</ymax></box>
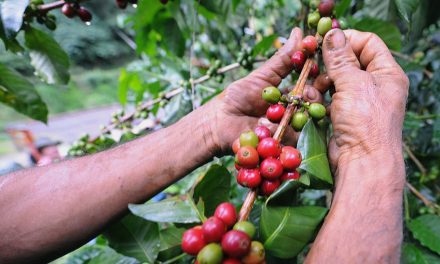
<box><xmin>281</xmin><ymin>170</ymin><xmax>300</xmax><ymax>181</ymax></box>
<box><xmin>260</xmin><ymin>158</ymin><xmax>283</xmax><ymax>180</ymax></box>
<box><xmin>310</xmin><ymin>63</ymin><xmax>319</xmax><ymax>78</ymax></box>
<box><xmin>242</xmin><ymin>241</ymin><xmax>265</xmax><ymax>264</ymax></box>
<box><xmin>332</xmin><ymin>18</ymin><xmax>341</xmax><ymax>29</ymax></box>
<box><xmin>202</xmin><ymin>217</ymin><xmax>227</xmax><ymax>243</ymax></box>
<box><xmin>317</xmin><ymin>17</ymin><xmax>332</xmax><ymax>36</ymax></box>
<box><xmin>237</xmin><ymin>169</ymin><xmax>262</xmax><ymax>188</ymax></box>
<box><xmin>302</xmin><ymin>36</ymin><xmax>318</xmax><ymax>55</ymax></box>
<box><xmin>116</xmin><ymin>0</ymin><xmax>128</xmax><ymax>9</ymax></box>
<box><xmin>262</xmin><ymin>86</ymin><xmax>281</xmax><ymax>104</ymax></box>
<box><xmin>236</xmin><ymin>146</ymin><xmax>259</xmax><ymax>169</ymax></box>
<box><xmin>308</xmin><ymin>102</ymin><xmax>326</xmax><ymax>119</ymax></box>
<box><xmin>182</xmin><ymin>227</ymin><xmax>206</xmax><ymax>256</ymax></box>
<box><xmin>128</xmin><ymin>0</ymin><xmax>138</xmax><ymax>3</ymax></box>
<box><xmin>232</xmin><ymin>138</ymin><xmax>240</xmax><ymax>154</ymax></box>
<box><xmin>77</xmin><ymin>7</ymin><xmax>92</xmax><ymax>22</ymax></box>
<box><xmin>160</xmin><ymin>0</ymin><xmax>169</xmax><ymax>4</ymax></box>
<box><xmin>318</xmin><ymin>0</ymin><xmax>335</xmax><ymax>17</ymax></box>
<box><xmin>260</xmin><ymin>179</ymin><xmax>281</xmax><ymax>196</ymax></box>
<box><xmin>254</xmin><ymin>126</ymin><xmax>271</xmax><ymax>141</ymax></box>
<box><xmin>280</xmin><ymin>146</ymin><xmax>302</xmax><ymax>170</ymax></box>
<box><xmin>266</xmin><ymin>104</ymin><xmax>285</xmax><ymax>123</ymax></box>
<box><xmin>290</xmin><ymin>50</ymin><xmax>305</xmax><ymax>72</ymax></box>
<box><xmin>215</xmin><ymin>202</ymin><xmax>237</xmax><ymax>228</ymax></box>
<box><xmin>307</xmin><ymin>11</ymin><xmax>320</xmax><ymax>28</ymax></box>
<box><xmin>338</xmin><ymin>17</ymin><xmax>349</xmax><ymax>29</ymax></box>
<box><xmin>239</xmin><ymin>131</ymin><xmax>259</xmax><ymax>148</ymax></box>
<box><xmin>234</xmin><ymin>163</ymin><xmax>241</xmax><ymax>171</ymax></box>
<box><xmin>221</xmin><ymin>230</ymin><xmax>251</xmax><ymax>258</ymax></box>
<box><xmin>61</xmin><ymin>3</ymin><xmax>76</xmax><ymax>18</ymax></box>
<box><xmin>309</xmin><ymin>0</ymin><xmax>320</xmax><ymax>9</ymax></box>
<box><xmin>222</xmin><ymin>259</ymin><xmax>241</xmax><ymax>264</ymax></box>
<box><xmin>257</xmin><ymin>138</ymin><xmax>281</xmax><ymax>159</ymax></box>
<box><xmin>233</xmin><ymin>221</ymin><xmax>256</xmax><ymax>239</ymax></box>
<box><xmin>197</xmin><ymin>243</ymin><xmax>223</xmax><ymax>264</ymax></box>
<box><xmin>291</xmin><ymin>112</ymin><xmax>308</xmax><ymax>131</ymax></box>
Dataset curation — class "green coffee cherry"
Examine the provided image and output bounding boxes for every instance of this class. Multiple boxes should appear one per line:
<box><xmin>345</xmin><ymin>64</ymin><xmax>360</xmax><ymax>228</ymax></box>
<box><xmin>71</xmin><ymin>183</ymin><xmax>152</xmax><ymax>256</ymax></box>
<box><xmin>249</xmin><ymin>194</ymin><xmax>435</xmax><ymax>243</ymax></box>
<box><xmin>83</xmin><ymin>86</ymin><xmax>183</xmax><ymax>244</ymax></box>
<box><xmin>240</xmin><ymin>131</ymin><xmax>259</xmax><ymax>148</ymax></box>
<box><xmin>233</xmin><ymin>221</ymin><xmax>256</xmax><ymax>239</ymax></box>
<box><xmin>308</xmin><ymin>103</ymin><xmax>326</xmax><ymax>120</ymax></box>
<box><xmin>307</xmin><ymin>12</ymin><xmax>321</xmax><ymax>28</ymax></box>
<box><xmin>338</xmin><ymin>17</ymin><xmax>349</xmax><ymax>30</ymax></box>
<box><xmin>317</xmin><ymin>17</ymin><xmax>332</xmax><ymax>36</ymax></box>
<box><xmin>309</xmin><ymin>0</ymin><xmax>320</xmax><ymax>9</ymax></box>
<box><xmin>262</xmin><ymin>86</ymin><xmax>281</xmax><ymax>104</ymax></box>
<box><xmin>291</xmin><ymin>112</ymin><xmax>308</xmax><ymax>131</ymax></box>
<box><xmin>197</xmin><ymin>243</ymin><xmax>223</xmax><ymax>264</ymax></box>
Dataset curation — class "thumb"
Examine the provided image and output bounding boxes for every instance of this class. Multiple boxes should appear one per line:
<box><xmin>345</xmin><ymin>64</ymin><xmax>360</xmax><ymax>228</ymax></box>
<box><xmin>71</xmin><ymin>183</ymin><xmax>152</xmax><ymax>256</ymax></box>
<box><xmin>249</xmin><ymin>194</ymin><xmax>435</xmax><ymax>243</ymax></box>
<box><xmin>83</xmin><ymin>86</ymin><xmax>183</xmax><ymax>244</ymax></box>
<box><xmin>322</xmin><ymin>29</ymin><xmax>362</xmax><ymax>89</ymax></box>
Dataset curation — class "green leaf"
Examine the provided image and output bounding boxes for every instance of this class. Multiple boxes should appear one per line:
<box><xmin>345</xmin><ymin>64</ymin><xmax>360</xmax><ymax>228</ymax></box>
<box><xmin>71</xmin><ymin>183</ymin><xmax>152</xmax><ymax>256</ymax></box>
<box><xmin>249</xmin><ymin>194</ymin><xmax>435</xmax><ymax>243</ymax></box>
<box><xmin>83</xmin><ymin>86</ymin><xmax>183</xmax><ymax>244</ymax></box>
<box><xmin>0</xmin><ymin>63</ymin><xmax>47</xmax><ymax>122</ymax></box>
<box><xmin>407</xmin><ymin>214</ymin><xmax>440</xmax><ymax>255</ymax></box>
<box><xmin>335</xmin><ymin>0</ymin><xmax>352</xmax><ymax>18</ymax></box>
<box><xmin>260</xmin><ymin>206</ymin><xmax>328</xmax><ymax>259</ymax></box>
<box><xmin>353</xmin><ymin>18</ymin><xmax>402</xmax><ymax>51</ymax></box>
<box><xmin>0</xmin><ymin>0</ymin><xmax>29</xmax><ymax>38</ymax></box>
<box><xmin>104</xmin><ymin>214</ymin><xmax>160</xmax><ymax>263</ymax></box>
<box><xmin>193</xmin><ymin>164</ymin><xmax>232</xmax><ymax>216</ymax></box>
<box><xmin>394</xmin><ymin>0</ymin><xmax>420</xmax><ymax>25</ymax></box>
<box><xmin>24</xmin><ymin>27</ymin><xmax>70</xmax><ymax>84</ymax></box>
<box><xmin>51</xmin><ymin>245</ymin><xmax>140</xmax><ymax>264</ymax></box>
<box><xmin>252</xmin><ymin>35</ymin><xmax>277</xmax><ymax>56</ymax></box>
<box><xmin>297</xmin><ymin>120</ymin><xmax>333</xmax><ymax>185</ymax></box>
<box><xmin>129</xmin><ymin>196</ymin><xmax>202</xmax><ymax>223</ymax></box>
<box><xmin>401</xmin><ymin>243</ymin><xmax>440</xmax><ymax>264</ymax></box>
<box><xmin>159</xmin><ymin>226</ymin><xmax>185</xmax><ymax>252</ymax></box>
<box><xmin>363</xmin><ymin>0</ymin><xmax>392</xmax><ymax>20</ymax></box>
<box><xmin>0</xmin><ymin>18</ymin><xmax>23</xmax><ymax>52</ymax></box>
<box><xmin>265</xmin><ymin>178</ymin><xmax>305</xmax><ymax>206</ymax></box>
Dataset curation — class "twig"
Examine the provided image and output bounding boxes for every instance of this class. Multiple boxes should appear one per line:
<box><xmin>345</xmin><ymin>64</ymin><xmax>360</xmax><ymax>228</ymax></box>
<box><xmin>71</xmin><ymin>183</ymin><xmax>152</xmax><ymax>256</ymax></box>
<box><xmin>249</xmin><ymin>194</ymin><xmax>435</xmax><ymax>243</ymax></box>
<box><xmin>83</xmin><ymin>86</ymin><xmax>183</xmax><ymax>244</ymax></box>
<box><xmin>390</xmin><ymin>50</ymin><xmax>433</xmax><ymax>79</ymax></box>
<box><xmin>403</xmin><ymin>142</ymin><xmax>427</xmax><ymax>176</ymax></box>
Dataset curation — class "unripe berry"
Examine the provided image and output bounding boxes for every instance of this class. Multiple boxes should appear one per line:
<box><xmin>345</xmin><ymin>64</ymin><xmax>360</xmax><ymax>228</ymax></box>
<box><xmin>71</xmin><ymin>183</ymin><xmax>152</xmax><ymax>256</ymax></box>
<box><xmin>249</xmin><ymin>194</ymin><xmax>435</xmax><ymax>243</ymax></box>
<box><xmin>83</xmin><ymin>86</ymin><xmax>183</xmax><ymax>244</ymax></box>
<box><xmin>221</xmin><ymin>230</ymin><xmax>251</xmax><ymax>258</ymax></box>
<box><xmin>61</xmin><ymin>3</ymin><xmax>76</xmax><ymax>18</ymax></box>
<box><xmin>254</xmin><ymin>125</ymin><xmax>271</xmax><ymax>141</ymax></box>
<box><xmin>262</xmin><ymin>86</ymin><xmax>281</xmax><ymax>104</ymax></box>
<box><xmin>202</xmin><ymin>217</ymin><xmax>227</xmax><ymax>243</ymax></box>
<box><xmin>318</xmin><ymin>0</ymin><xmax>335</xmax><ymax>17</ymax></box>
<box><xmin>266</xmin><ymin>104</ymin><xmax>285</xmax><ymax>123</ymax></box>
<box><xmin>182</xmin><ymin>227</ymin><xmax>206</xmax><ymax>256</ymax></box>
<box><xmin>307</xmin><ymin>12</ymin><xmax>320</xmax><ymax>28</ymax></box>
<box><xmin>215</xmin><ymin>202</ymin><xmax>237</xmax><ymax>228</ymax></box>
<box><xmin>280</xmin><ymin>146</ymin><xmax>302</xmax><ymax>170</ymax></box>
<box><xmin>237</xmin><ymin>169</ymin><xmax>261</xmax><ymax>188</ymax></box>
<box><xmin>332</xmin><ymin>18</ymin><xmax>341</xmax><ymax>29</ymax></box>
<box><xmin>317</xmin><ymin>17</ymin><xmax>332</xmax><ymax>36</ymax></box>
<box><xmin>308</xmin><ymin>102</ymin><xmax>326</xmax><ymax>120</ymax></box>
<box><xmin>233</xmin><ymin>221</ymin><xmax>256</xmax><ymax>239</ymax></box>
<box><xmin>309</xmin><ymin>0</ymin><xmax>320</xmax><ymax>9</ymax></box>
<box><xmin>310</xmin><ymin>63</ymin><xmax>319</xmax><ymax>78</ymax></box>
<box><xmin>260</xmin><ymin>157</ymin><xmax>283</xmax><ymax>180</ymax></box>
<box><xmin>281</xmin><ymin>170</ymin><xmax>300</xmax><ymax>181</ymax></box>
<box><xmin>338</xmin><ymin>17</ymin><xmax>349</xmax><ymax>29</ymax></box>
<box><xmin>260</xmin><ymin>179</ymin><xmax>280</xmax><ymax>196</ymax></box>
<box><xmin>302</xmin><ymin>36</ymin><xmax>318</xmax><ymax>55</ymax></box>
<box><xmin>242</xmin><ymin>241</ymin><xmax>265</xmax><ymax>264</ymax></box>
<box><xmin>77</xmin><ymin>7</ymin><xmax>92</xmax><ymax>22</ymax></box>
<box><xmin>257</xmin><ymin>138</ymin><xmax>281</xmax><ymax>159</ymax></box>
<box><xmin>290</xmin><ymin>50</ymin><xmax>305</xmax><ymax>72</ymax></box>
<box><xmin>291</xmin><ymin>112</ymin><xmax>308</xmax><ymax>131</ymax></box>
<box><xmin>240</xmin><ymin>131</ymin><xmax>259</xmax><ymax>148</ymax></box>
<box><xmin>197</xmin><ymin>243</ymin><xmax>223</xmax><ymax>264</ymax></box>
<box><xmin>236</xmin><ymin>146</ymin><xmax>259</xmax><ymax>169</ymax></box>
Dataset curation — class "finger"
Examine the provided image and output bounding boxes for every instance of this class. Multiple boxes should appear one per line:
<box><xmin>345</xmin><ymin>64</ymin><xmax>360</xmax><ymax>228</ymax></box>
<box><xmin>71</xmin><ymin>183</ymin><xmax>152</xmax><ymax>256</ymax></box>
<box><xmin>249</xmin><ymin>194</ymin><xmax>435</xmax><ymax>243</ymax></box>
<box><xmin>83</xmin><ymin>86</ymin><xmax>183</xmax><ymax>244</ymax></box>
<box><xmin>245</xmin><ymin>28</ymin><xmax>303</xmax><ymax>88</ymax></box>
<box><xmin>303</xmin><ymin>85</ymin><xmax>324</xmax><ymax>103</ymax></box>
<box><xmin>313</xmin><ymin>73</ymin><xmax>333</xmax><ymax>94</ymax></box>
<box><xmin>322</xmin><ymin>29</ymin><xmax>364</xmax><ymax>90</ymax></box>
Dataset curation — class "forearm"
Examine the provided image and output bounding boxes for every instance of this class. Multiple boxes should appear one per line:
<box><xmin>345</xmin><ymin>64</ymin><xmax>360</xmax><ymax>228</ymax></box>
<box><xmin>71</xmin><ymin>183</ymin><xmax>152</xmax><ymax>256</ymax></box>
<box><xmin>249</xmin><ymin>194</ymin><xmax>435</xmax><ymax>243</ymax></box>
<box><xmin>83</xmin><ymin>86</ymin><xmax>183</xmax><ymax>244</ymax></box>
<box><xmin>306</xmin><ymin>148</ymin><xmax>405</xmax><ymax>264</ymax></box>
<box><xmin>0</xmin><ymin>102</ymin><xmax>218</xmax><ymax>263</ymax></box>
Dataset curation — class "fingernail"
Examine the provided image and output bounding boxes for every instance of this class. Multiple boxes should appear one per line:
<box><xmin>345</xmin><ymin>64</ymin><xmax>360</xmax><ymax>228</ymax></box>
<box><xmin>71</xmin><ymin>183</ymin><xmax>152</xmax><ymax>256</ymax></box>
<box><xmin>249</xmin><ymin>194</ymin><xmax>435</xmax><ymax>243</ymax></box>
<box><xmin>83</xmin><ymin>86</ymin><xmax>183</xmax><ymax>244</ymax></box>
<box><xmin>326</xmin><ymin>29</ymin><xmax>346</xmax><ymax>50</ymax></box>
<box><xmin>307</xmin><ymin>88</ymin><xmax>317</xmax><ymax>100</ymax></box>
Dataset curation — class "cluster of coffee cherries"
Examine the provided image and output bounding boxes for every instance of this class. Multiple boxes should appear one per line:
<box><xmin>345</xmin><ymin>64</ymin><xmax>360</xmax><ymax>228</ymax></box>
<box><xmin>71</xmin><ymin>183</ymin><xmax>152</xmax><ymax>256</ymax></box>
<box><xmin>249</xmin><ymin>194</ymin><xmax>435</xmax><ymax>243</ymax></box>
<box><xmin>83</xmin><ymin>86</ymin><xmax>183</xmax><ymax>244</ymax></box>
<box><xmin>182</xmin><ymin>202</ymin><xmax>265</xmax><ymax>264</ymax></box>
<box><xmin>115</xmin><ymin>0</ymin><xmax>138</xmax><ymax>9</ymax></box>
<box><xmin>61</xmin><ymin>2</ymin><xmax>92</xmax><ymax>23</ymax></box>
<box><xmin>307</xmin><ymin>0</ymin><xmax>347</xmax><ymax>37</ymax></box>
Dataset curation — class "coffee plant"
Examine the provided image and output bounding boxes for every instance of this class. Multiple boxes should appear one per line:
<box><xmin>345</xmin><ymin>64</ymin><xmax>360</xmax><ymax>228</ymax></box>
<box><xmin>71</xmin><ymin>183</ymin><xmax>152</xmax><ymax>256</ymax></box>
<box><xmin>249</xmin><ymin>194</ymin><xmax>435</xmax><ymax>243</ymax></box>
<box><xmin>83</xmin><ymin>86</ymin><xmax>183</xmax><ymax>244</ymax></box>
<box><xmin>0</xmin><ymin>0</ymin><xmax>439</xmax><ymax>263</ymax></box>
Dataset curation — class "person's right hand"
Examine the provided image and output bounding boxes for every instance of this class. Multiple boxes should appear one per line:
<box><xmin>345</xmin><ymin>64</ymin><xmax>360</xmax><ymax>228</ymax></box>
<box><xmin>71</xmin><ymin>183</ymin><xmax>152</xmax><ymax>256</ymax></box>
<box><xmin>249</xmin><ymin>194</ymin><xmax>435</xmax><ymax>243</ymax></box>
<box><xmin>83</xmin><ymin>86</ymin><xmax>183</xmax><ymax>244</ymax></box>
<box><xmin>315</xmin><ymin>29</ymin><xmax>409</xmax><ymax>173</ymax></box>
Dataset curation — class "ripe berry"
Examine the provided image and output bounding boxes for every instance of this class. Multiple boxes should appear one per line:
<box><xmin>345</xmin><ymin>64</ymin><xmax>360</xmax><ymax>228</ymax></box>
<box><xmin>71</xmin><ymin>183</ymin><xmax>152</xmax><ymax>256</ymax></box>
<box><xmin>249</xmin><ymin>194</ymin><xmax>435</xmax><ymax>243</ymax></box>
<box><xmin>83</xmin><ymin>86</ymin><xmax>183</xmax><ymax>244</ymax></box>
<box><xmin>116</xmin><ymin>0</ymin><xmax>128</xmax><ymax>9</ymax></box>
<box><xmin>291</xmin><ymin>112</ymin><xmax>308</xmax><ymax>132</ymax></box>
<box><xmin>233</xmin><ymin>221</ymin><xmax>256</xmax><ymax>239</ymax></box>
<box><xmin>254</xmin><ymin>125</ymin><xmax>271</xmax><ymax>141</ymax></box>
<box><xmin>290</xmin><ymin>50</ymin><xmax>305</xmax><ymax>72</ymax></box>
<box><xmin>309</xmin><ymin>0</ymin><xmax>320</xmax><ymax>9</ymax></box>
<box><xmin>237</xmin><ymin>169</ymin><xmax>262</xmax><ymax>188</ymax></box>
<box><xmin>266</xmin><ymin>104</ymin><xmax>285</xmax><ymax>123</ymax></box>
<box><xmin>197</xmin><ymin>243</ymin><xmax>223</xmax><ymax>264</ymax></box>
<box><xmin>242</xmin><ymin>241</ymin><xmax>265</xmax><ymax>264</ymax></box>
<box><xmin>280</xmin><ymin>146</ymin><xmax>302</xmax><ymax>170</ymax></box>
<box><xmin>317</xmin><ymin>17</ymin><xmax>332</xmax><ymax>36</ymax></box>
<box><xmin>332</xmin><ymin>18</ymin><xmax>341</xmax><ymax>29</ymax></box>
<box><xmin>182</xmin><ymin>227</ymin><xmax>206</xmax><ymax>256</ymax></box>
<box><xmin>308</xmin><ymin>103</ymin><xmax>326</xmax><ymax>120</ymax></box>
<box><xmin>215</xmin><ymin>202</ymin><xmax>237</xmax><ymax>228</ymax></box>
<box><xmin>234</xmin><ymin>163</ymin><xmax>241</xmax><ymax>171</ymax></box>
<box><xmin>202</xmin><ymin>217</ymin><xmax>227</xmax><ymax>243</ymax></box>
<box><xmin>236</xmin><ymin>146</ymin><xmax>259</xmax><ymax>169</ymax></box>
<box><xmin>221</xmin><ymin>230</ymin><xmax>251</xmax><ymax>258</ymax></box>
<box><xmin>307</xmin><ymin>11</ymin><xmax>320</xmax><ymax>28</ymax></box>
<box><xmin>232</xmin><ymin>138</ymin><xmax>240</xmax><ymax>154</ymax></box>
<box><xmin>302</xmin><ymin>36</ymin><xmax>318</xmax><ymax>55</ymax></box>
<box><xmin>262</xmin><ymin>86</ymin><xmax>281</xmax><ymax>104</ymax></box>
<box><xmin>222</xmin><ymin>259</ymin><xmax>241</xmax><ymax>264</ymax></box>
<box><xmin>260</xmin><ymin>158</ymin><xmax>283</xmax><ymax>179</ymax></box>
<box><xmin>61</xmin><ymin>3</ymin><xmax>76</xmax><ymax>18</ymax></box>
<box><xmin>239</xmin><ymin>131</ymin><xmax>259</xmax><ymax>148</ymax></box>
<box><xmin>281</xmin><ymin>170</ymin><xmax>300</xmax><ymax>181</ymax></box>
<box><xmin>77</xmin><ymin>7</ymin><xmax>92</xmax><ymax>22</ymax></box>
<box><xmin>257</xmin><ymin>138</ymin><xmax>281</xmax><ymax>159</ymax></box>
<box><xmin>310</xmin><ymin>63</ymin><xmax>319</xmax><ymax>78</ymax></box>
<box><xmin>318</xmin><ymin>0</ymin><xmax>335</xmax><ymax>17</ymax></box>
<box><xmin>260</xmin><ymin>179</ymin><xmax>281</xmax><ymax>196</ymax></box>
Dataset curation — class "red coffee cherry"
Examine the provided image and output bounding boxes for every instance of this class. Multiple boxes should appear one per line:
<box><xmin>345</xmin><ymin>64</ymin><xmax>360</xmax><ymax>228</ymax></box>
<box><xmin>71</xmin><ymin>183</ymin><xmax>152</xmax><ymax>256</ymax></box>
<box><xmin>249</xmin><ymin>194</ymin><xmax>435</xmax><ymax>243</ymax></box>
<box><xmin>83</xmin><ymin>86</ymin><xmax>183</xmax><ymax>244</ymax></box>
<box><xmin>234</xmin><ymin>163</ymin><xmax>241</xmax><ymax>171</ymax></box>
<box><xmin>281</xmin><ymin>170</ymin><xmax>300</xmax><ymax>181</ymax></box>
<box><xmin>318</xmin><ymin>0</ymin><xmax>335</xmax><ymax>17</ymax></box>
<box><xmin>310</xmin><ymin>63</ymin><xmax>319</xmax><ymax>78</ymax></box>
<box><xmin>202</xmin><ymin>216</ymin><xmax>227</xmax><ymax>243</ymax></box>
<box><xmin>237</xmin><ymin>169</ymin><xmax>262</xmax><ymax>188</ymax></box>
<box><xmin>116</xmin><ymin>0</ymin><xmax>128</xmax><ymax>9</ymax></box>
<box><xmin>236</xmin><ymin>146</ymin><xmax>259</xmax><ymax>169</ymax></box>
<box><xmin>222</xmin><ymin>258</ymin><xmax>241</xmax><ymax>264</ymax></box>
<box><xmin>332</xmin><ymin>18</ymin><xmax>341</xmax><ymax>29</ymax></box>
<box><xmin>266</xmin><ymin>104</ymin><xmax>285</xmax><ymax>123</ymax></box>
<box><xmin>182</xmin><ymin>227</ymin><xmax>206</xmax><ymax>256</ymax></box>
<box><xmin>257</xmin><ymin>138</ymin><xmax>281</xmax><ymax>159</ymax></box>
<box><xmin>77</xmin><ymin>7</ymin><xmax>92</xmax><ymax>22</ymax></box>
<box><xmin>260</xmin><ymin>158</ymin><xmax>283</xmax><ymax>180</ymax></box>
<box><xmin>232</xmin><ymin>138</ymin><xmax>240</xmax><ymax>154</ymax></box>
<box><xmin>215</xmin><ymin>202</ymin><xmax>237</xmax><ymax>228</ymax></box>
<box><xmin>61</xmin><ymin>3</ymin><xmax>76</xmax><ymax>18</ymax></box>
<box><xmin>221</xmin><ymin>230</ymin><xmax>251</xmax><ymax>258</ymax></box>
<box><xmin>260</xmin><ymin>179</ymin><xmax>281</xmax><ymax>196</ymax></box>
<box><xmin>290</xmin><ymin>50</ymin><xmax>305</xmax><ymax>72</ymax></box>
<box><xmin>280</xmin><ymin>146</ymin><xmax>302</xmax><ymax>170</ymax></box>
<box><xmin>302</xmin><ymin>36</ymin><xmax>318</xmax><ymax>55</ymax></box>
<box><xmin>254</xmin><ymin>125</ymin><xmax>271</xmax><ymax>141</ymax></box>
